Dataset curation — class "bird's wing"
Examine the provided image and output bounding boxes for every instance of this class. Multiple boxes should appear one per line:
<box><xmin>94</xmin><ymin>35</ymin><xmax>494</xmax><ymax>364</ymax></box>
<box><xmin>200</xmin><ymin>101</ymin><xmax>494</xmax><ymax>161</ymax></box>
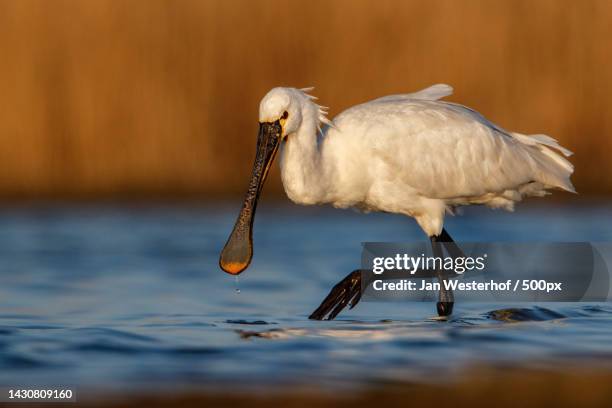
<box><xmin>372</xmin><ymin>84</ymin><xmax>453</xmax><ymax>103</ymax></box>
<box><xmin>330</xmin><ymin>98</ymin><xmax>574</xmax><ymax>201</ymax></box>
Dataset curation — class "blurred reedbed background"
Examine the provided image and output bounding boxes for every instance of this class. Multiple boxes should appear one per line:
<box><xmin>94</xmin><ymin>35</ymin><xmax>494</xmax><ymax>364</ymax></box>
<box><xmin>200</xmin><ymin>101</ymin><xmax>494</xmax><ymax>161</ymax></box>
<box><xmin>0</xmin><ymin>0</ymin><xmax>610</xmax><ymax>200</ymax></box>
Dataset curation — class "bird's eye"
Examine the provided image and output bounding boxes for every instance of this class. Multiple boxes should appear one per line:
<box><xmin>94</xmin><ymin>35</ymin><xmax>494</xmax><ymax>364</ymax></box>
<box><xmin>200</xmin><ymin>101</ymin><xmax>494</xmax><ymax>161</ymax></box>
<box><xmin>281</xmin><ymin>111</ymin><xmax>289</xmax><ymax>120</ymax></box>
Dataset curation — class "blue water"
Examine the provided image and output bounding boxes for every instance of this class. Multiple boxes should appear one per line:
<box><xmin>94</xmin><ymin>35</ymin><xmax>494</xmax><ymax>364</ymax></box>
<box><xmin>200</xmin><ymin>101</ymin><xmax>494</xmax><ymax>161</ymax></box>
<box><xmin>0</xmin><ymin>202</ymin><xmax>611</xmax><ymax>394</ymax></box>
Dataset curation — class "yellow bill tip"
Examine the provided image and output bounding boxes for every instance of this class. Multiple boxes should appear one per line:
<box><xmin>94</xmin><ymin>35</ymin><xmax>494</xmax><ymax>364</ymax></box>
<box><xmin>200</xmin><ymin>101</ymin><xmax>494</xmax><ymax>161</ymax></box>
<box><xmin>220</xmin><ymin>260</ymin><xmax>248</xmax><ymax>275</ymax></box>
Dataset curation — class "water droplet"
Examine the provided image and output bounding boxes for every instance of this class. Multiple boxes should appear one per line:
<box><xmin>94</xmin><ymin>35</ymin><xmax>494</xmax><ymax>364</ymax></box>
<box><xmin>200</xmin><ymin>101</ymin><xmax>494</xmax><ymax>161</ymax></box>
<box><xmin>234</xmin><ymin>276</ymin><xmax>241</xmax><ymax>294</ymax></box>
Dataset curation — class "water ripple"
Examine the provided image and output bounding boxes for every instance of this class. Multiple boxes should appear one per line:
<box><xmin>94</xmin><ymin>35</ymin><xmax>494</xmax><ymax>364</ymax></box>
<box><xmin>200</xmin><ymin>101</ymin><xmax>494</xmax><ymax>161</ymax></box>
<box><xmin>486</xmin><ymin>307</ymin><xmax>566</xmax><ymax>322</ymax></box>
<box><xmin>0</xmin><ymin>204</ymin><xmax>611</xmax><ymax>391</ymax></box>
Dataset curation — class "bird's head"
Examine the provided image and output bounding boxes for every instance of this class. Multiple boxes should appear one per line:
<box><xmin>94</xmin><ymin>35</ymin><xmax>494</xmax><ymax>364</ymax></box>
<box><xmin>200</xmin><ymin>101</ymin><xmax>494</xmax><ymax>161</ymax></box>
<box><xmin>219</xmin><ymin>87</ymin><xmax>329</xmax><ymax>275</ymax></box>
<box><xmin>258</xmin><ymin>87</ymin><xmax>305</xmax><ymax>138</ymax></box>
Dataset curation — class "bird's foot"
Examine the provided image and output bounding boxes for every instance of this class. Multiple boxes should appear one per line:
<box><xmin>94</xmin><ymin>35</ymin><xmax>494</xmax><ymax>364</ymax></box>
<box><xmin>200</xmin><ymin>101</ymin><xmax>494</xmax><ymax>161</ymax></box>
<box><xmin>436</xmin><ymin>301</ymin><xmax>454</xmax><ymax>317</ymax></box>
<box><xmin>309</xmin><ymin>270</ymin><xmax>362</xmax><ymax>320</ymax></box>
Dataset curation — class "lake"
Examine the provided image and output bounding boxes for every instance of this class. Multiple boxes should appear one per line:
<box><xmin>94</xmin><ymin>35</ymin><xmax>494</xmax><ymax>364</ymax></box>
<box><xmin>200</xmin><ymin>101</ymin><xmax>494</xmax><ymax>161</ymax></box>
<box><xmin>0</xmin><ymin>201</ymin><xmax>611</xmax><ymax>396</ymax></box>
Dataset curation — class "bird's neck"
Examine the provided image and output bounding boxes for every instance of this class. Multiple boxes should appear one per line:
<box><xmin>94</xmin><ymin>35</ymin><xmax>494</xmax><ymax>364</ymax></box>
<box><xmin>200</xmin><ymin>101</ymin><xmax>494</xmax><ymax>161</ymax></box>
<box><xmin>279</xmin><ymin>114</ymin><xmax>328</xmax><ymax>205</ymax></box>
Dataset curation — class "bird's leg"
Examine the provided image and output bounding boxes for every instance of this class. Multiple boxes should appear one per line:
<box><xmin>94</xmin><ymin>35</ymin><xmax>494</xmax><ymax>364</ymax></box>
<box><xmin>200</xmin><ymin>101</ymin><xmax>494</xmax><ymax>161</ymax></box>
<box><xmin>309</xmin><ymin>269</ymin><xmax>364</xmax><ymax>320</ymax></box>
<box><xmin>309</xmin><ymin>266</ymin><xmax>432</xmax><ymax>320</ymax></box>
<box><xmin>430</xmin><ymin>235</ymin><xmax>453</xmax><ymax>316</ymax></box>
<box><xmin>309</xmin><ymin>228</ymin><xmax>464</xmax><ymax>321</ymax></box>
<box><xmin>439</xmin><ymin>228</ymin><xmax>466</xmax><ymax>260</ymax></box>
<box><xmin>431</xmin><ymin>228</ymin><xmax>465</xmax><ymax>317</ymax></box>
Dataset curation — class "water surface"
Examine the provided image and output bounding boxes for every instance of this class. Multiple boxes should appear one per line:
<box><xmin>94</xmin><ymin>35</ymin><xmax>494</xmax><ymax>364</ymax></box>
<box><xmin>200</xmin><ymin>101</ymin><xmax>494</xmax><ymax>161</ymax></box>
<box><xmin>0</xmin><ymin>202</ymin><xmax>611</xmax><ymax>394</ymax></box>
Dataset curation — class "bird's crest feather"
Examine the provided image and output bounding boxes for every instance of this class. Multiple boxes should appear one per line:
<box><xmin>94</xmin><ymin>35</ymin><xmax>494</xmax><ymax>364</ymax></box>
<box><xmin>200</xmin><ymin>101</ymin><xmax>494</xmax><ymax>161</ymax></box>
<box><xmin>299</xmin><ymin>87</ymin><xmax>335</xmax><ymax>133</ymax></box>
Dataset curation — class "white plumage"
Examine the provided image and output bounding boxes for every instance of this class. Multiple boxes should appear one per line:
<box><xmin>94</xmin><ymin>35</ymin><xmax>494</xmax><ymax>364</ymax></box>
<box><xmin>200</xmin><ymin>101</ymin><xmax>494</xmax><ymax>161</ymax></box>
<box><xmin>262</xmin><ymin>84</ymin><xmax>575</xmax><ymax>237</ymax></box>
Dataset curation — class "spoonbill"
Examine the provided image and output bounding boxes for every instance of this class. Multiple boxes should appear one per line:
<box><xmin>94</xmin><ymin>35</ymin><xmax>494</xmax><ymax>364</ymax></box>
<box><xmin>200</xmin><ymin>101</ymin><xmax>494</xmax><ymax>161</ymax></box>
<box><xmin>219</xmin><ymin>84</ymin><xmax>575</xmax><ymax>320</ymax></box>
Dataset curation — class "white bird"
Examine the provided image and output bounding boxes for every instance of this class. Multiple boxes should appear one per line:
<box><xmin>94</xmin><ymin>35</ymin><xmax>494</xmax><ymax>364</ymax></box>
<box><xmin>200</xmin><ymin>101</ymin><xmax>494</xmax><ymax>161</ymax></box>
<box><xmin>219</xmin><ymin>84</ymin><xmax>575</xmax><ymax>319</ymax></box>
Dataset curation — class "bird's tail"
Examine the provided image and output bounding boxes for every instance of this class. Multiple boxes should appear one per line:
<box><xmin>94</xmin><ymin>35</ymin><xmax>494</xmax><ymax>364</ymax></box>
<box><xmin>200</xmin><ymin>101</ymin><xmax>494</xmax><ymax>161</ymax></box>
<box><xmin>512</xmin><ymin>132</ymin><xmax>576</xmax><ymax>193</ymax></box>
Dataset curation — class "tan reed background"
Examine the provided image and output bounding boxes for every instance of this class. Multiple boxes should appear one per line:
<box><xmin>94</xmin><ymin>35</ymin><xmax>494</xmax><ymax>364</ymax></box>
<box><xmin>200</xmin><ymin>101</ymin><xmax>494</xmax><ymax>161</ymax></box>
<box><xmin>0</xmin><ymin>0</ymin><xmax>610</xmax><ymax>199</ymax></box>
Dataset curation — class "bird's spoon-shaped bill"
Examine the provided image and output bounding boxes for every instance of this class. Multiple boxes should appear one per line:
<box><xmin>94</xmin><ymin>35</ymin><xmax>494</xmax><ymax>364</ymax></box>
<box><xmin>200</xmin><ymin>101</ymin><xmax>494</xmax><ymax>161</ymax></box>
<box><xmin>219</xmin><ymin>120</ymin><xmax>282</xmax><ymax>275</ymax></box>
